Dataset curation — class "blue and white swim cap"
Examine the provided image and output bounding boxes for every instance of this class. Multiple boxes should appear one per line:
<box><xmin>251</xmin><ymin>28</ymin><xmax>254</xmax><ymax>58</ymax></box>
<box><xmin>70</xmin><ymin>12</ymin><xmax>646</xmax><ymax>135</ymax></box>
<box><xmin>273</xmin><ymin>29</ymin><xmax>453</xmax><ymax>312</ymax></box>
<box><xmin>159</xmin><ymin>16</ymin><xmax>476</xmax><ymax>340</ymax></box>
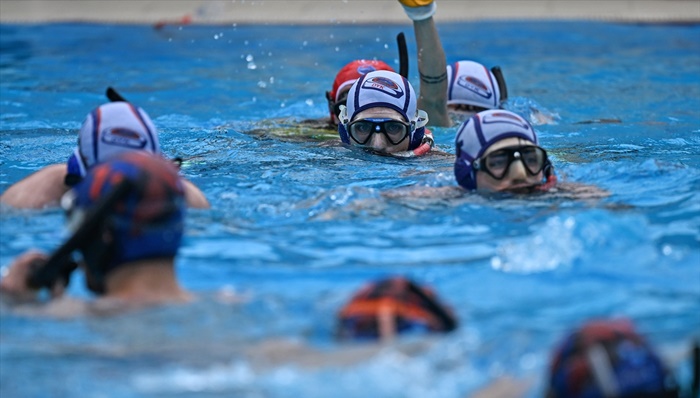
<box><xmin>338</xmin><ymin>70</ymin><xmax>427</xmax><ymax>150</ymax></box>
<box><xmin>447</xmin><ymin>60</ymin><xmax>502</xmax><ymax>110</ymax></box>
<box><xmin>66</xmin><ymin>102</ymin><xmax>160</xmax><ymax>185</ymax></box>
<box><xmin>454</xmin><ymin>109</ymin><xmax>538</xmax><ymax>190</ymax></box>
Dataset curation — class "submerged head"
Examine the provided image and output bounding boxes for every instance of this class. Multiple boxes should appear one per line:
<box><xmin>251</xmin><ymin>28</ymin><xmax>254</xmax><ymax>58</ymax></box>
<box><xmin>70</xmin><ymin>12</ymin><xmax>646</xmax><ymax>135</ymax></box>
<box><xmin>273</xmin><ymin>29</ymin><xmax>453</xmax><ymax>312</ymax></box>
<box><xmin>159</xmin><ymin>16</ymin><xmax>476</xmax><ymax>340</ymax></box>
<box><xmin>336</xmin><ymin>276</ymin><xmax>457</xmax><ymax>341</ymax></box>
<box><xmin>327</xmin><ymin>59</ymin><xmax>395</xmax><ymax>125</ymax></box>
<box><xmin>547</xmin><ymin>319</ymin><xmax>679</xmax><ymax>398</ymax></box>
<box><xmin>454</xmin><ymin>109</ymin><xmax>554</xmax><ymax>193</ymax></box>
<box><xmin>65</xmin><ymin>102</ymin><xmax>160</xmax><ymax>186</ymax></box>
<box><xmin>447</xmin><ymin>60</ymin><xmax>506</xmax><ymax>122</ymax></box>
<box><xmin>63</xmin><ymin>151</ymin><xmax>185</xmax><ymax>294</ymax></box>
<box><xmin>338</xmin><ymin>70</ymin><xmax>428</xmax><ymax>154</ymax></box>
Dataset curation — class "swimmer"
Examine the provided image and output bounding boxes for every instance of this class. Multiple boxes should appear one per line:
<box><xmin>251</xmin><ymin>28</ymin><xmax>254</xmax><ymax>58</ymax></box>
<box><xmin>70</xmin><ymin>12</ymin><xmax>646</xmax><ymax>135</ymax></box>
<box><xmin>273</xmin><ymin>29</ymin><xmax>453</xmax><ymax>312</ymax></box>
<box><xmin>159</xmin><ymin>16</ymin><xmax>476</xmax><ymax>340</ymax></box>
<box><xmin>237</xmin><ymin>59</ymin><xmax>397</xmax><ymax>143</ymax></box>
<box><xmin>546</xmin><ymin>319</ymin><xmax>683</xmax><ymax>398</ymax></box>
<box><xmin>471</xmin><ymin>318</ymin><xmax>692</xmax><ymax>398</ymax></box>
<box><xmin>336</xmin><ymin>276</ymin><xmax>457</xmax><ymax>342</ymax></box>
<box><xmin>0</xmin><ymin>100</ymin><xmax>210</xmax><ymax>209</ymax></box>
<box><xmin>454</xmin><ymin>109</ymin><xmax>557</xmax><ymax>193</ymax></box>
<box><xmin>337</xmin><ymin>69</ymin><xmax>436</xmax><ymax>157</ymax></box>
<box><xmin>0</xmin><ymin>152</ymin><xmax>192</xmax><ymax>315</ymax></box>
<box><xmin>398</xmin><ymin>0</ymin><xmax>507</xmax><ymax>127</ymax></box>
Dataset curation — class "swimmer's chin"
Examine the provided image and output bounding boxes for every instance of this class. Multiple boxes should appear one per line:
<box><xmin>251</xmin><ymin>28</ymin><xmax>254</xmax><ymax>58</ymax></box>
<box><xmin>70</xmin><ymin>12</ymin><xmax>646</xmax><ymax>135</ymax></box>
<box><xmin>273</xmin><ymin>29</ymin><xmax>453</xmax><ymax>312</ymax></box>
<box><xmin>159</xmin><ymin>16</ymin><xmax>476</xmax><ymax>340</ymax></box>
<box><xmin>488</xmin><ymin>183</ymin><xmax>543</xmax><ymax>195</ymax></box>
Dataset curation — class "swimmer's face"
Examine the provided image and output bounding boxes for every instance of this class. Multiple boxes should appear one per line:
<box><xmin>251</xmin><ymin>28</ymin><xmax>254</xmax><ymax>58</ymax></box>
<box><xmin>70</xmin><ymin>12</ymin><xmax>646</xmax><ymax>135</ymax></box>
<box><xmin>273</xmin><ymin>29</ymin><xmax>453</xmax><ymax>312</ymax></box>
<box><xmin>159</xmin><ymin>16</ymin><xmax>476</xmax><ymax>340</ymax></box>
<box><xmin>475</xmin><ymin>137</ymin><xmax>546</xmax><ymax>193</ymax></box>
<box><xmin>447</xmin><ymin>104</ymin><xmax>488</xmax><ymax>125</ymax></box>
<box><xmin>349</xmin><ymin>108</ymin><xmax>411</xmax><ymax>154</ymax></box>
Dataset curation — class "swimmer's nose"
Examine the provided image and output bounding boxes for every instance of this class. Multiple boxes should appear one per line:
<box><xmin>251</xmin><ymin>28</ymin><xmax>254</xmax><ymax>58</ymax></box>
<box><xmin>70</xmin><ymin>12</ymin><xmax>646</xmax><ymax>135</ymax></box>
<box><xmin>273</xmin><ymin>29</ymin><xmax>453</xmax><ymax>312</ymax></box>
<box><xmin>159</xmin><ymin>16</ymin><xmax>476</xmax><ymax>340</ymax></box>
<box><xmin>507</xmin><ymin>158</ymin><xmax>528</xmax><ymax>180</ymax></box>
<box><xmin>368</xmin><ymin>133</ymin><xmax>389</xmax><ymax>151</ymax></box>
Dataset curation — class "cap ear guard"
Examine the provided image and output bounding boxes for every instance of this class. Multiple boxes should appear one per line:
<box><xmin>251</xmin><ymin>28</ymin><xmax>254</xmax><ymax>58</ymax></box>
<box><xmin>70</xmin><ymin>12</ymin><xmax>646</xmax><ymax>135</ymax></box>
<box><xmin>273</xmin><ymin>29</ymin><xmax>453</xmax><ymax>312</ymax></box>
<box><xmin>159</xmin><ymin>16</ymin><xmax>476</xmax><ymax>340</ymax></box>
<box><xmin>65</xmin><ymin>148</ymin><xmax>88</xmax><ymax>186</ymax></box>
<box><xmin>337</xmin><ymin>105</ymin><xmax>351</xmax><ymax>144</ymax></box>
<box><xmin>407</xmin><ymin>110</ymin><xmax>430</xmax><ymax>150</ymax></box>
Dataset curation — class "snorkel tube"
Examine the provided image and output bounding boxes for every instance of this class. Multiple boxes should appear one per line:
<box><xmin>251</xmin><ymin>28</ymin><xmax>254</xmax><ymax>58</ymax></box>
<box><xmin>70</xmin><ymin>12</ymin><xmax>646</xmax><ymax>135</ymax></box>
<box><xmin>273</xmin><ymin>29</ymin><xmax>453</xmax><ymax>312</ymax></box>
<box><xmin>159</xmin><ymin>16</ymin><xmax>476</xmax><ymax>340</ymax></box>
<box><xmin>397</xmin><ymin>32</ymin><xmax>409</xmax><ymax>78</ymax></box>
<box><xmin>106</xmin><ymin>86</ymin><xmax>127</xmax><ymax>102</ymax></box>
<box><xmin>491</xmin><ymin>66</ymin><xmax>508</xmax><ymax>104</ymax></box>
<box><xmin>389</xmin><ymin>128</ymin><xmax>434</xmax><ymax>158</ymax></box>
<box><xmin>26</xmin><ymin>178</ymin><xmax>135</xmax><ymax>291</ymax></box>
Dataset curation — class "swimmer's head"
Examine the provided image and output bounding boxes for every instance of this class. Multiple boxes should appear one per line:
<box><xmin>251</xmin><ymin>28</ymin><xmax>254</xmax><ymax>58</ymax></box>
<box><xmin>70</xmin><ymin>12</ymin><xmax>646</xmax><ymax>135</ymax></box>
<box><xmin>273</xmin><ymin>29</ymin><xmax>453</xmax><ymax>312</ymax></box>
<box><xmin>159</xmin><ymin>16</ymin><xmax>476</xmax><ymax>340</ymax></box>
<box><xmin>454</xmin><ymin>109</ymin><xmax>553</xmax><ymax>193</ymax></box>
<box><xmin>446</xmin><ymin>61</ymin><xmax>505</xmax><ymax>122</ymax></box>
<box><xmin>336</xmin><ymin>276</ymin><xmax>457</xmax><ymax>341</ymax></box>
<box><xmin>547</xmin><ymin>319</ymin><xmax>679</xmax><ymax>398</ymax></box>
<box><xmin>337</xmin><ymin>70</ymin><xmax>428</xmax><ymax>154</ymax></box>
<box><xmin>327</xmin><ymin>60</ymin><xmax>395</xmax><ymax>125</ymax></box>
<box><xmin>63</xmin><ymin>151</ymin><xmax>184</xmax><ymax>294</ymax></box>
<box><xmin>65</xmin><ymin>102</ymin><xmax>160</xmax><ymax>186</ymax></box>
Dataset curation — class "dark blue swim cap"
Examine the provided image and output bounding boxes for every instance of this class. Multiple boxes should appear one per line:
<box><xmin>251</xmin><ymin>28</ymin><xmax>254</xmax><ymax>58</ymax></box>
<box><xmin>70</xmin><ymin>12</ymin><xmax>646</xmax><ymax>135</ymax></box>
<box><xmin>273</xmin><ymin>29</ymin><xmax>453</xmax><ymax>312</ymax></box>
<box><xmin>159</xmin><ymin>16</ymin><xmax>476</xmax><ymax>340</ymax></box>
<box><xmin>337</xmin><ymin>277</ymin><xmax>457</xmax><ymax>341</ymax></box>
<box><xmin>548</xmin><ymin>319</ymin><xmax>678</xmax><ymax>398</ymax></box>
<box><xmin>69</xmin><ymin>151</ymin><xmax>185</xmax><ymax>284</ymax></box>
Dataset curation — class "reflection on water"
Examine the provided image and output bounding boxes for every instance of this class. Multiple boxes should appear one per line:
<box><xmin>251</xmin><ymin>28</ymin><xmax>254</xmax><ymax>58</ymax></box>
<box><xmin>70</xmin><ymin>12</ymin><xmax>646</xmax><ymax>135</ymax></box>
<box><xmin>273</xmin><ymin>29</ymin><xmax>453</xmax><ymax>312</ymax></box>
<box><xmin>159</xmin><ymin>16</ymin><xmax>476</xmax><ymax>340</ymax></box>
<box><xmin>1</xmin><ymin>21</ymin><xmax>699</xmax><ymax>398</ymax></box>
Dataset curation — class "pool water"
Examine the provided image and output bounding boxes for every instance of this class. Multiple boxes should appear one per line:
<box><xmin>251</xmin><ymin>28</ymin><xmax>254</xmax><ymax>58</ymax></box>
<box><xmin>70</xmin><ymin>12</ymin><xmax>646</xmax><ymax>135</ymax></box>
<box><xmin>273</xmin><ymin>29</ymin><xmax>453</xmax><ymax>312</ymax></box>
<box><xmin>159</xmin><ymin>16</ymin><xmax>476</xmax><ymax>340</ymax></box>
<box><xmin>1</xmin><ymin>21</ymin><xmax>699</xmax><ymax>398</ymax></box>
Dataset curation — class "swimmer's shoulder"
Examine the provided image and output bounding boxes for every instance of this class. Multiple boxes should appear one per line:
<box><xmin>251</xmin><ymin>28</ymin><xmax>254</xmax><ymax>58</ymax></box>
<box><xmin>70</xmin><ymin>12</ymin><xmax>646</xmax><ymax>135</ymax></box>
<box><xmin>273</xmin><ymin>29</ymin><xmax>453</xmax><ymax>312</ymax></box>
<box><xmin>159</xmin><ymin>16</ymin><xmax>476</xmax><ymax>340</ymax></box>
<box><xmin>1</xmin><ymin>163</ymin><xmax>70</xmax><ymax>209</ymax></box>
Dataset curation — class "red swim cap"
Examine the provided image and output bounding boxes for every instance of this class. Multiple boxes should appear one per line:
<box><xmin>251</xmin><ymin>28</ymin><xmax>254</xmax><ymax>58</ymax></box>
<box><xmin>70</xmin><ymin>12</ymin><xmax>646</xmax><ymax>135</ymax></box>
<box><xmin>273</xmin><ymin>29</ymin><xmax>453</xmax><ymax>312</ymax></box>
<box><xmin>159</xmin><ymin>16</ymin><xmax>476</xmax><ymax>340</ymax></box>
<box><xmin>330</xmin><ymin>59</ymin><xmax>395</xmax><ymax>103</ymax></box>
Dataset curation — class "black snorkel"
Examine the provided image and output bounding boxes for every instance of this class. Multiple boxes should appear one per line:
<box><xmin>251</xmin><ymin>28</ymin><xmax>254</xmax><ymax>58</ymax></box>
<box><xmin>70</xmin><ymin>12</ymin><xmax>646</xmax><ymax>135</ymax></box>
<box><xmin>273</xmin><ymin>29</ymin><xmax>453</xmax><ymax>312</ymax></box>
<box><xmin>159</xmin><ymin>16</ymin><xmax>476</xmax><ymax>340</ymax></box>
<box><xmin>491</xmin><ymin>66</ymin><xmax>508</xmax><ymax>104</ymax></box>
<box><xmin>26</xmin><ymin>178</ymin><xmax>135</xmax><ymax>293</ymax></box>
<box><xmin>106</xmin><ymin>86</ymin><xmax>127</xmax><ymax>102</ymax></box>
<box><xmin>397</xmin><ymin>32</ymin><xmax>409</xmax><ymax>79</ymax></box>
<box><xmin>692</xmin><ymin>339</ymin><xmax>699</xmax><ymax>398</ymax></box>
<box><xmin>405</xmin><ymin>280</ymin><xmax>458</xmax><ymax>332</ymax></box>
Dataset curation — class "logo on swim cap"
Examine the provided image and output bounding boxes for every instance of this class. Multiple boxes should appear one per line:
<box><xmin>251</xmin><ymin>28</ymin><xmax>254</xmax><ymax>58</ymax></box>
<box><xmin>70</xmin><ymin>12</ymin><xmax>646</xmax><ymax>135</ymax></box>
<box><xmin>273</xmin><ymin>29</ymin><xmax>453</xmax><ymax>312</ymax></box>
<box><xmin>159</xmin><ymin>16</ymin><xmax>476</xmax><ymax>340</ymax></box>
<box><xmin>100</xmin><ymin>127</ymin><xmax>149</xmax><ymax>149</ymax></box>
<box><xmin>457</xmin><ymin>75</ymin><xmax>493</xmax><ymax>100</ymax></box>
<box><xmin>356</xmin><ymin>65</ymin><xmax>378</xmax><ymax>75</ymax></box>
<box><xmin>362</xmin><ymin>76</ymin><xmax>404</xmax><ymax>99</ymax></box>
<box><xmin>481</xmin><ymin>111</ymin><xmax>532</xmax><ymax>131</ymax></box>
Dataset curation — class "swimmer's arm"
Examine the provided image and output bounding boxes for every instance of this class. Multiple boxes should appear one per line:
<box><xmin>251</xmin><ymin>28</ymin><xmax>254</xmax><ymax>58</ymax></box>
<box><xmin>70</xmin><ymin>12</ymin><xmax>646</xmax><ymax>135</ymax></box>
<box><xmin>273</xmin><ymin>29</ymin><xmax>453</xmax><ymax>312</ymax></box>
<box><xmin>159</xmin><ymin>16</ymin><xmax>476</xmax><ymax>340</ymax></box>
<box><xmin>550</xmin><ymin>181</ymin><xmax>611</xmax><ymax>200</ymax></box>
<box><xmin>181</xmin><ymin>178</ymin><xmax>211</xmax><ymax>209</ymax></box>
<box><xmin>400</xmin><ymin>1</ymin><xmax>452</xmax><ymax>127</ymax></box>
<box><xmin>0</xmin><ymin>164</ymin><xmax>70</xmax><ymax>209</ymax></box>
<box><xmin>469</xmin><ymin>376</ymin><xmax>532</xmax><ymax>398</ymax></box>
<box><xmin>0</xmin><ymin>251</ymin><xmax>65</xmax><ymax>303</ymax></box>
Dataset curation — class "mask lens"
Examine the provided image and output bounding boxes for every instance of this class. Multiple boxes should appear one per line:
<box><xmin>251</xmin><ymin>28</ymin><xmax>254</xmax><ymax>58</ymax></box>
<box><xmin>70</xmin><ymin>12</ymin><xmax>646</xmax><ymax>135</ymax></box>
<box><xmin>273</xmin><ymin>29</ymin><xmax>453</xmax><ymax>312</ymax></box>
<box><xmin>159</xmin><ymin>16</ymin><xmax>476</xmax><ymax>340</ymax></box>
<box><xmin>521</xmin><ymin>146</ymin><xmax>546</xmax><ymax>174</ymax></box>
<box><xmin>484</xmin><ymin>149</ymin><xmax>511</xmax><ymax>179</ymax></box>
<box><xmin>383</xmin><ymin>121</ymin><xmax>409</xmax><ymax>144</ymax></box>
<box><xmin>348</xmin><ymin>120</ymin><xmax>375</xmax><ymax>144</ymax></box>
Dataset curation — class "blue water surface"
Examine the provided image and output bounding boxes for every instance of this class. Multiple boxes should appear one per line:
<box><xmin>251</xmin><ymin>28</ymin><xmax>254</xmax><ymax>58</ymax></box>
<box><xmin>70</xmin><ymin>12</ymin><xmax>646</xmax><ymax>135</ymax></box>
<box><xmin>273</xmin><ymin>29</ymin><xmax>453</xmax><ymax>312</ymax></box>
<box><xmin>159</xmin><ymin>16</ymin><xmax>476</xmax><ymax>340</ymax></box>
<box><xmin>0</xmin><ymin>21</ymin><xmax>699</xmax><ymax>398</ymax></box>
